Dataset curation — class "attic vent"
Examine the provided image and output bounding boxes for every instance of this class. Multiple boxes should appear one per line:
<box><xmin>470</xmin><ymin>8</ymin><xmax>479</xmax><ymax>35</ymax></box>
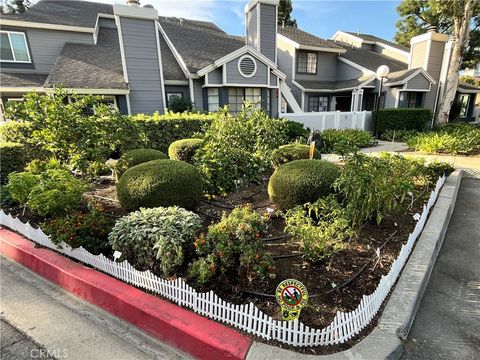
<box><xmin>238</xmin><ymin>55</ymin><xmax>257</xmax><ymax>78</ymax></box>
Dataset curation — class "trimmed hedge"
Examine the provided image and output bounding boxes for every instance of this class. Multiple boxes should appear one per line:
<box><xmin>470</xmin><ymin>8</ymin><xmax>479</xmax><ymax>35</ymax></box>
<box><xmin>168</xmin><ymin>138</ymin><xmax>203</xmax><ymax>163</ymax></box>
<box><xmin>268</xmin><ymin>159</ymin><xmax>340</xmax><ymax>210</ymax></box>
<box><xmin>116</xmin><ymin>159</ymin><xmax>203</xmax><ymax>210</ymax></box>
<box><xmin>116</xmin><ymin>148</ymin><xmax>168</xmax><ymax>178</ymax></box>
<box><xmin>272</xmin><ymin>143</ymin><xmax>321</xmax><ymax>167</ymax></box>
<box><xmin>285</xmin><ymin>120</ymin><xmax>309</xmax><ymax>141</ymax></box>
<box><xmin>374</xmin><ymin>108</ymin><xmax>431</xmax><ymax>135</ymax></box>
<box><xmin>0</xmin><ymin>142</ymin><xmax>25</xmax><ymax>184</ymax></box>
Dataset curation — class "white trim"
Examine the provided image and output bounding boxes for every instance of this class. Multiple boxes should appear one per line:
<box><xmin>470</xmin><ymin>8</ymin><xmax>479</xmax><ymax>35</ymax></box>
<box><xmin>188</xmin><ymin>78</ymin><xmax>195</xmax><ymax>106</ymax></box>
<box><xmin>267</xmin><ymin>67</ymin><xmax>271</xmax><ymax>86</ymax></box>
<box><xmin>423</xmin><ymin>39</ymin><xmax>431</xmax><ymax>71</ymax></box>
<box><xmin>238</xmin><ymin>55</ymin><xmax>258</xmax><ymax>78</ymax></box>
<box><xmin>374</xmin><ymin>42</ymin><xmax>409</xmax><ymax>59</ymax></box>
<box><xmin>222</xmin><ymin>65</ymin><xmax>227</xmax><ymax>84</ymax></box>
<box><xmin>337</xmin><ymin>57</ymin><xmax>375</xmax><ymax>76</ymax></box>
<box><xmin>93</xmin><ymin>15</ymin><xmax>100</xmax><ymax>44</ymax></box>
<box><xmin>115</xmin><ymin>16</ymin><xmax>129</xmax><ymax>84</ymax></box>
<box><xmin>277</xmin><ymin>34</ymin><xmax>346</xmax><ymax>54</ymax></box>
<box><xmin>257</xmin><ymin>3</ymin><xmax>261</xmax><ymax>52</ymax></box>
<box><xmin>275</xmin><ymin>5</ymin><xmax>278</xmax><ymax>65</ymax></box>
<box><xmin>43</xmin><ymin>88</ymin><xmax>129</xmax><ymax>95</ymax></box>
<box><xmin>244</xmin><ymin>0</ymin><xmax>279</xmax><ymax>13</ymax></box>
<box><xmin>292</xmin><ymin>76</ymin><xmax>375</xmax><ymax>93</ymax></box>
<box><xmin>209</xmin><ymin>83</ymin><xmax>279</xmax><ymax>89</ymax></box>
<box><xmin>126</xmin><ymin>94</ymin><xmax>132</xmax><ymax>115</ymax></box>
<box><xmin>410</xmin><ymin>32</ymin><xmax>449</xmax><ymax>46</ymax></box>
<box><xmin>0</xmin><ymin>30</ymin><xmax>32</xmax><ymax>63</ymax></box>
<box><xmin>205</xmin><ymin>72</ymin><xmax>209</xmax><ymax>85</ymax></box>
<box><xmin>156</xmin><ymin>22</ymin><xmax>190</xmax><ymax>78</ymax></box>
<box><xmin>398</xmin><ymin>88</ymin><xmax>430</xmax><ymax>93</ymax></box>
<box><xmin>301</xmin><ymin>92</ymin><xmax>305</xmax><ymax>111</ymax></box>
<box><xmin>332</xmin><ymin>31</ymin><xmax>409</xmax><ymax>58</ymax></box>
<box><xmin>154</xmin><ymin>20</ymin><xmax>167</xmax><ymax>113</ymax></box>
<box><xmin>0</xmin><ymin>87</ymin><xmax>44</xmax><ymax>92</ymax></box>
<box><xmin>456</xmin><ymin>88</ymin><xmax>480</xmax><ymax>94</ymax></box>
<box><xmin>0</xmin><ymin>19</ymin><xmax>95</xmax><ymax>33</ymax></box>
<box><xmin>385</xmin><ymin>68</ymin><xmax>436</xmax><ymax>87</ymax></box>
<box><xmin>164</xmin><ymin>80</ymin><xmax>189</xmax><ymax>86</ymax></box>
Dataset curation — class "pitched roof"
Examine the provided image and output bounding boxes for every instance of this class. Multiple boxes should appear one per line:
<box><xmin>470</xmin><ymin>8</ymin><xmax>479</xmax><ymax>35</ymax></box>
<box><xmin>0</xmin><ymin>72</ymin><xmax>48</xmax><ymax>88</ymax></box>
<box><xmin>159</xmin><ymin>17</ymin><xmax>245</xmax><ymax>74</ymax></box>
<box><xmin>344</xmin><ymin>31</ymin><xmax>410</xmax><ymax>52</ymax></box>
<box><xmin>296</xmin><ymin>76</ymin><xmax>374</xmax><ymax>91</ymax></box>
<box><xmin>458</xmin><ymin>82</ymin><xmax>480</xmax><ymax>92</ymax></box>
<box><xmin>44</xmin><ymin>27</ymin><xmax>126</xmax><ymax>90</ymax></box>
<box><xmin>2</xmin><ymin>0</ymin><xmax>112</xmax><ymax>28</ymax></box>
<box><xmin>279</xmin><ymin>27</ymin><xmax>345</xmax><ymax>50</ymax></box>
<box><xmin>340</xmin><ymin>45</ymin><xmax>408</xmax><ymax>73</ymax></box>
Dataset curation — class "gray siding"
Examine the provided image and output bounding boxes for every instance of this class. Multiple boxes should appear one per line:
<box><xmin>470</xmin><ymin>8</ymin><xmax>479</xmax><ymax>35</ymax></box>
<box><xmin>259</xmin><ymin>3</ymin><xmax>276</xmax><ymax>62</ymax></box>
<box><xmin>424</xmin><ymin>41</ymin><xmax>445</xmax><ymax>112</ymax></box>
<box><xmin>208</xmin><ymin>67</ymin><xmax>223</xmax><ymax>84</ymax></box>
<box><xmin>405</xmin><ymin>73</ymin><xmax>430</xmax><ymax>90</ymax></box>
<box><xmin>246</xmin><ymin>5</ymin><xmax>258</xmax><ymax>49</ymax></box>
<box><xmin>192</xmin><ymin>78</ymin><xmax>204</xmax><ymax>110</ymax></box>
<box><xmin>225</xmin><ymin>54</ymin><xmax>268</xmax><ymax>85</ymax></box>
<box><xmin>296</xmin><ymin>52</ymin><xmax>337</xmax><ymax>81</ymax></box>
<box><xmin>1</xmin><ymin>27</ymin><xmax>93</xmax><ymax>73</ymax></box>
<box><xmin>277</xmin><ymin>39</ymin><xmax>294</xmax><ymax>80</ymax></box>
<box><xmin>410</xmin><ymin>42</ymin><xmax>427</xmax><ymax>69</ymax></box>
<box><xmin>120</xmin><ymin>17</ymin><xmax>164</xmax><ymax>114</ymax></box>
<box><xmin>336</xmin><ymin>61</ymin><xmax>363</xmax><ymax>81</ymax></box>
<box><xmin>270</xmin><ymin>74</ymin><xmax>277</xmax><ymax>86</ymax></box>
<box><xmin>98</xmin><ymin>18</ymin><xmax>116</xmax><ymax>29</ymax></box>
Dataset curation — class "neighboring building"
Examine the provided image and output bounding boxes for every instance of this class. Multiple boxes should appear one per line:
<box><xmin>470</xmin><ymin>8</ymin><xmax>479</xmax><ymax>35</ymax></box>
<box><xmin>0</xmin><ymin>0</ymin><xmax>478</xmax><ymax>120</ymax></box>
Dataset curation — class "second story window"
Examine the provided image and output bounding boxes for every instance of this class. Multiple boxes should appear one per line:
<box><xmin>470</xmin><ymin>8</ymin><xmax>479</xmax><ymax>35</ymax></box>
<box><xmin>0</xmin><ymin>31</ymin><xmax>31</xmax><ymax>63</ymax></box>
<box><xmin>297</xmin><ymin>52</ymin><xmax>317</xmax><ymax>74</ymax></box>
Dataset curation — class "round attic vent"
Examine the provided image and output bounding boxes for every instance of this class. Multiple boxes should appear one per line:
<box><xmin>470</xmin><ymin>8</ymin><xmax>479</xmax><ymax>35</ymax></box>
<box><xmin>238</xmin><ymin>55</ymin><xmax>257</xmax><ymax>78</ymax></box>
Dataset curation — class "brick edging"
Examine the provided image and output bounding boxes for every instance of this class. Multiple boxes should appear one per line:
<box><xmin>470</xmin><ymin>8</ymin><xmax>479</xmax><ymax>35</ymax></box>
<box><xmin>0</xmin><ymin>229</ymin><xmax>252</xmax><ymax>360</ymax></box>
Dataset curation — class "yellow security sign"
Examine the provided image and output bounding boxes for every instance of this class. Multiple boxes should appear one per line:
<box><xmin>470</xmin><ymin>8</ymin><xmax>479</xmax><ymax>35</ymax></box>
<box><xmin>275</xmin><ymin>279</ymin><xmax>308</xmax><ymax>320</ymax></box>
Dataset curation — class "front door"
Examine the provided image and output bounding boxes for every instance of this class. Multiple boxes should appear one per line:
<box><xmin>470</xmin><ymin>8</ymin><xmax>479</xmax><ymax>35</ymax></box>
<box><xmin>335</xmin><ymin>95</ymin><xmax>351</xmax><ymax>111</ymax></box>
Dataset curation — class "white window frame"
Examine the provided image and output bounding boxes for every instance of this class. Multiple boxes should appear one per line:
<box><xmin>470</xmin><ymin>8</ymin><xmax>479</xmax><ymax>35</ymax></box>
<box><xmin>0</xmin><ymin>30</ymin><xmax>32</xmax><ymax>63</ymax></box>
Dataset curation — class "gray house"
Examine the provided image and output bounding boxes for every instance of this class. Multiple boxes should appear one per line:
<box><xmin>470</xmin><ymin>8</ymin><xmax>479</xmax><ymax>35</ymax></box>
<box><xmin>0</xmin><ymin>0</ymin><xmax>478</xmax><ymax>120</ymax></box>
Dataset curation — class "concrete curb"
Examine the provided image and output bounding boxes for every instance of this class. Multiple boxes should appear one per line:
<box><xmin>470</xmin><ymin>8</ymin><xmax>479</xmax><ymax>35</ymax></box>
<box><xmin>0</xmin><ymin>229</ymin><xmax>252</xmax><ymax>360</ymax></box>
<box><xmin>246</xmin><ymin>170</ymin><xmax>464</xmax><ymax>360</ymax></box>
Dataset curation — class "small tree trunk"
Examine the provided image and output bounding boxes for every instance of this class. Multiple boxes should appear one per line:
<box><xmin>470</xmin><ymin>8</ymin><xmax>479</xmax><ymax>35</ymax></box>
<box><xmin>435</xmin><ymin>0</ymin><xmax>475</xmax><ymax>125</ymax></box>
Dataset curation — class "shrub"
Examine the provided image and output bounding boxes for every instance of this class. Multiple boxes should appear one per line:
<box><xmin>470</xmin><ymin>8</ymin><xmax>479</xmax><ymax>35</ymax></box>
<box><xmin>25</xmin><ymin>158</ymin><xmax>65</xmax><ymax>174</ymax></box>
<box><xmin>375</xmin><ymin>108</ymin><xmax>431</xmax><ymax>135</ymax></box>
<box><xmin>268</xmin><ymin>160</ymin><xmax>340</xmax><ymax>211</ymax></box>
<box><xmin>285</xmin><ymin>120</ymin><xmax>309</xmax><ymax>141</ymax></box>
<box><xmin>195</xmin><ymin>104</ymin><xmax>288</xmax><ymax>194</ymax></box>
<box><xmin>272</xmin><ymin>143</ymin><xmax>321</xmax><ymax>167</ymax></box>
<box><xmin>422</xmin><ymin>161</ymin><xmax>455</xmax><ymax>184</ymax></box>
<box><xmin>0</xmin><ymin>121</ymin><xmax>42</xmax><ymax>160</ymax></box>
<box><xmin>189</xmin><ymin>205</ymin><xmax>272</xmax><ymax>285</ymax></box>
<box><xmin>108</xmin><ymin>207</ymin><xmax>201</xmax><ymax>275</ymax></box>
<box><xmin>285</xmin><ymin>195</ymin><xmax>354</xmax><ymax>262</ymax></box>
<box><xmin>0</xmin><ymin>142</ymin><xmax>25</xmax><ymax>184</ymax></box>
<box><xmin>0</xmin><ymin>186</ymin><xmax>15</xmax><ymax>207</ymax></box>
<box><xmin>116</xmin><ymin>159</ymin><xmax>202</xmax><ymax>211</ymax></box>
<box><xmin>320</xmin><ymin>129</ymin><xmax>373</xmax><ymax>154</ymax></box>
<box><xmin>43</xmin><ymin>202</ymin><xmax>113</xmax><ymax>255</ymax></box>
<box><xmin>168</xmin><ymin>138</ymin><xmax>203</xmax><ymax>162</ymax></box>
<box><xmin>380</xmin><ymin>129</ymin><xmax>419</xmax><ymax>142</ymax></box>
<box><xmin>168</xmin><ymin>96</ymin><xmax>193</xmax><ymax>113</ymax></box>
<box><xmin>6</xmin><ymin>172</ymin><xmax>41</xmax><ymax>205</ymax></box>
<box><xmin>115</xmin><ymin>149</ymin><xmax>168</xmax><ymax>178</ymax></box>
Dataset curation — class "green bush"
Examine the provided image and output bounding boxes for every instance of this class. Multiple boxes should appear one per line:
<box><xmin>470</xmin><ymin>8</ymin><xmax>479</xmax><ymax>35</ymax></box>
<box><xmin>168</xmin><ymin>96</ymin><xmax>193</xmax><ymax>113</ymax></box>
<box><xmin>108</xmin><ymin>207</ymin><xmax>201</xmax><ymax>275</ymax></box>
<box><xmin>0</xmin><ymin>186</ymin><xmax>15</xmax><ymax>207</ymax></box>
<box><xmin>320</xmin><ymin>129</ymin><xmax>373</xmax><ymax>154</ymax></box>
<box><xmin>43</xmin><ymin>202</ymin><xmax>113</xmax><ymax>255</ymax></box>
<box><xmin>115</xmin><ymin>149</ymin><xmax>168</xmax><ymax>178</ymax></box>
<box><xmin>168</xmin><ymin>138</ymin><xmax>203</xmax><ymax>162</ymax></box>
<box><xmin>195</xmin><ymin>104</ymin><xmax>288</xmax><ymax>194</ymax></box>
<box><xmin>380</xmin><ymin>129</ymin><xmax>419</xmax><ymax>142</ymax></box>
<box><xmin>272</xmin><ymin>143</ymin><xmax>321</xmax><ymax>167</ymax></box>
<box><xmin>0</xmin><ymin>121</ymin><xmax>42</xmax><ymax>160</ymax></box>
<box><xmin>285</xmin><ymin>120</ymin><xmax>309</xmax><ymax>141</ymax></box>
<box><xmin>268</xmin><ymin>160</ymin><xmax>340</xmax><ymax>210</ymax></box>
<box><xmin>422</xmin><ymin>161</ymin><xmax>455</xmax><ymax>184</ymax></box>
<box><xmin>116</xmin><ymin>159</ymin><xmax>202</xmax><ymax>211</ymax></box>
<box><xmin>189</xmin><ymin>205</ymin><xmax>272</xmax><ymax>285</ymax></box>
<box><xmin>6</xmin><ymin>172</ymin><xmax>40</xmax><ymax>205</ymax></box>
<box><xmin>375</xmin><ymin>108</ymin><xmax>431</xmax><ymax>135</ymax></box>
<box><xmin>0</xmin><ymin>142</ymin><xmax>25</xmax><ymax>184</ymax></box>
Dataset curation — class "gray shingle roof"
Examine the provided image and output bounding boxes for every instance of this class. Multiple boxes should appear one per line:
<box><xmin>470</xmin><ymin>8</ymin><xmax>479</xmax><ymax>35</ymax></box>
<box><xmin>0</xmin><ymin>72</ymin><xmax>48</xmax><ymax>88</ymax></box>
<box><xmin>458</xmin><ymin>82</ymin><xmax>480</xmax><ymax>92</ymax></box>
<box><xmin>296</xmin><ymin>76</ymin><xmax>374</xmax><ymax>91</ymax></box>
<box><xmin>279</xmin><ymin>27</ymin><xmax>344</xmax><ymax>50</ymax></box>
<box><xmin>159</xmin><ymin>17</ymin><xmax>245</xmax><ymax>74</ymax></box>
<box><xmin>2</xmin><ymin>0</ymin><xmax>112</xmax><ymax>28</ymax></box>
<box><xmin>341</xmin><ymin>45</ymin><xmax>408</xmax><ymax>73</ymax></box>
<box><xmin>344</xmin><ymin>32</ymin><xmax>410</xmax><ymax>52</ymax></box>
<box><xmin>159</xmin><ymin>33</ymin><xmax>187</xmax><ymax>81</ymax></box>
<box><xmin>385</xmin><ymin>68</ymin><xmax>418</xmax><ymax>83</ymax></box>
<box><xmin>44</xmin><ymin>27</ymin><xmax>126</xmax><ymax>90</ymax></box>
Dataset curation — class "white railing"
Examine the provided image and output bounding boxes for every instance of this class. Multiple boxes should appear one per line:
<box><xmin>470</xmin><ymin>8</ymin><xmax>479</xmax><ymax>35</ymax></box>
<box><xmin>280</xmin><ymin>111</ymin><xmax>373</xmax><ymax>132</ymax></box>
<box><xmin>0</xmin><ymin>175</ymin><xmax>445</xmax><ymax>347</ymax></box>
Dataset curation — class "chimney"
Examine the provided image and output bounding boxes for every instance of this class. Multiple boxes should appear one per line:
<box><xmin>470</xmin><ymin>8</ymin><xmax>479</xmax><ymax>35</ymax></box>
<box><xmin>245</xmin><ymin>0</ymin><xmax>279</xmax><ymax>62</ymax></box>
<box><xmin>409</xmin><ymin>29</ymin><xmax>448</xmax><ymax>74</ymax></box>
<box><xmin>126</xmin><ymin>0</ymin><xmax>140</xmax><ymax>6</ymax></box>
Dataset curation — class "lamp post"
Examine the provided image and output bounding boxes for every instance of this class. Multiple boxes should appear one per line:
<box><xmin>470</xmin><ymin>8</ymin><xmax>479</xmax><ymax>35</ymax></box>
<box><xmin>374</xmin><ymin>65</ymin><xmax>390</xmax><ymax>137</ymax></box>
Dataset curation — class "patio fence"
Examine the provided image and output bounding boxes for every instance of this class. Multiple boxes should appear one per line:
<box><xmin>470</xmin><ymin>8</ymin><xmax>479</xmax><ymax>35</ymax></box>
<box><xmin>0</xmin><ymin>175</ymin><xmax>445</xmax><ymax>347</ymax></box>
<box><xmin>280</xmin><ymin>111</ymin><xmax>373</xmax><ymax>132</ymax></box>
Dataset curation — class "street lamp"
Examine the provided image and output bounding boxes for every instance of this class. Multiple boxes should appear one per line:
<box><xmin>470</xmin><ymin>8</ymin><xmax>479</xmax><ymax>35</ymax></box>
<box><xmin>374</xmin><ymin>65</ymin><xmax>390</xmax><ymax>137</ymax></box>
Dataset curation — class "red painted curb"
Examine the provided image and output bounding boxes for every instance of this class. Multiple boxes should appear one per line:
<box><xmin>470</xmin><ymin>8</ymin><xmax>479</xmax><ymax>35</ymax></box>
<box><xmin>0</xmin><ymin>227</ymin><xmax>252</xmax><ymax>360</ymax></box>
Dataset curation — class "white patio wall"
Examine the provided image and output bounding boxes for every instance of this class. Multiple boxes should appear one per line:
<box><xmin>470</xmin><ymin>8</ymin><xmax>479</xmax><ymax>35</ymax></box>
<box><xmin>280</xmin><ymin>111</ymin><xmax>373</xmax><ymax>132</ymax></box>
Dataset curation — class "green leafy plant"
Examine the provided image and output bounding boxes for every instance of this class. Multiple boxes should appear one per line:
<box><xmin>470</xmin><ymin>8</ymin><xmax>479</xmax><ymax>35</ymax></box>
<box><xmin>319</xmin><ymin>129</ymin><xmax>373</xmax><ymax>154</ymax></box>
<box><xmin>115</xmin><ymin>148</ymin><xmax>168</xmax><ymax>178</ymax></box>
<box><xmin>189</xmin><ymin>205</ymin><xmax>273</xmax><ymax>285</ymax></box>
<box><xmin>168</xmin><ymin>138</ymin><xmax>203</xmax><ymax>163</ymax></box>
<box><xmin>6</xmin><ymin>172</ymin><xmax>41</xmax><ymax>205</ymax></box>
<box><xmin>380</xmin><ymin>129</ymin><xmax>419</xmax><ymax>142</ymax></box>
<box><xmin>108</xmin><ymin>207</ymin><xmax>201</xmax><ymax>276</ymax></box>
<box><xmin>116</xmin><ymin>159</ymin><xmax>203</xmax><ymax>211</ymax></box>
<box><xmin>194</xmin><ymin>104</ymin><xmax>288</xmax><ymax>194</ymax></box>
<box><xmin>0</xmin><ymin>120</ymin><xmax>43</xmax><ymax>160</ymax></box>
<box><xmin>0</xmin><ymin>142</ymin><xmax>25</xmax><ymax>184</ymax></box>
<box><xmin>0</xmin><ymin>185</ymin><xmax>16</xmax><ymax>207</ymax></box>
<box><xmin>374</xmin><ymin>108</ymin><xmax>431</xmax><ymax>135</ymax></box>
<box><xmin>285</xmin><ymin>120</ymin><xmax>309</xmax><ymax>142</ymax></box>
<box><xmin>422</xmin><ymin>161</ymin><xmax>455</xmax><ymax>184</ymax></box>
<box><xmin>268</xmin><ymin>159</ymin><xmax>340</xmax><ymax>210</ymax></box>
<box><xmin>168</xmin><ymin>96</ymin><xmax>193</xmax><ymax>113</ymax></box>
<box><xmin>271</xmin><ymin>143</ymin><xmax>321</xmax><ymax>167</ymax></box>
<box><xmin>43</xmin><ymin>202</ymin><xmax>113</xmax><ymax>255</ymax></box>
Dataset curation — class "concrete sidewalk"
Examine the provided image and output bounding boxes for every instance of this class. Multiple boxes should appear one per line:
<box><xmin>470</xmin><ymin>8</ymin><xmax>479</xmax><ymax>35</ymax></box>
<box><xmin>0</xmin><ymin>256</ymin><xmax>189</xmax><ymax>360</ymax></box>
<box><xmin>401</xmin><ymin>176</ymin><xmax>480</xmax><ymax>360</ymax></box>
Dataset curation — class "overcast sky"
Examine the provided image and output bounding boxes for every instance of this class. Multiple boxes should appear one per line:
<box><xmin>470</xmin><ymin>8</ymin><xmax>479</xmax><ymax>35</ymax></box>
<box><xmin>80</xmin><ymin>0</ymin><xmax>402</xmax><ymax>41</ymax></box>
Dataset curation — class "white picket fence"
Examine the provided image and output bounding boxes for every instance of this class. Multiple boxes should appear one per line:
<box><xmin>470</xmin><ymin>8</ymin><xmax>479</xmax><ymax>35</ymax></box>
<box><xmin>0</xmin><ymin>175</ymin><xmax>445</xmax><ymax>347</ymax></box>
<box><xmin>280</xmin><ymin>111</ymin><xmax>373</xmax><ymax>132</ymax></box>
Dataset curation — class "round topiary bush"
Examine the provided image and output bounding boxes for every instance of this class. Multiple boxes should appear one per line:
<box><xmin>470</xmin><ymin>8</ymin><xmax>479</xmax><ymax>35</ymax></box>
<box><xmin>268</xmin><ymin>159</ymin><xmax>340</xmax><ymax>210</ymax></box>
<box><xmin>115</xmin><ymin>148</ymin><xmax>168</xmax><ymax>178</ymax></box>
<box><xmin>116</xmin><ymin>159</ymin><xmax>203</xmax><ymax>210</ymax></box>
<box><xmin>168</xmin><ymin>138</ymin><xmax>203</xmax><ymax>163</ymax></box>
<box><xmin>0</xmin><ymin>142</ymin><xmax>25</xmax><ymax>184</ymax></box>
<box><xmin>272</xmin><ymin>143</ymin><xmax>321</xmax><ymax>167</ymax></box>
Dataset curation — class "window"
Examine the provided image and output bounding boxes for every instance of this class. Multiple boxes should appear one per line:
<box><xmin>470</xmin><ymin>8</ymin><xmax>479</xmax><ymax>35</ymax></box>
<box><xmin>308</xmin><ymin>95</ymin><xmax>329</xmax><ymax>112</ymax></box>
<box><xmin>459</xmin><ymin>94</ymin><xmax>470</xmax><ymax>117</ymax></box>
<box><xmin>207</xmin><ymin>88</ymin><xmax>220</xmax><ymax>112</ymax></box>
<box><xmin>0</xmin><ymin>31</ymin><xmax>31</xmax><ymax>63</ymax></box>
<box><xmin>228</xmin><ymin>87</ymin><xmax>262</xmax><ymax>113</ymax></box>
<box><xmin>67</xmin><ymin>95</ymin><xmax>117</xmax><ymax>115</ymax></box>
<box><xmin>297</xmin><ymin>52</ymin><xmax>317</xmax><ymax>74</ymax></box>
<box><xmin>399</xmin><ymin>92</ymin><xmax>424</xmax><ymax>108</ymax></box>
<box><xmin>166</xmin><ymin>92</ymin><xmax>183</xmax><ymax>107</ymax></box>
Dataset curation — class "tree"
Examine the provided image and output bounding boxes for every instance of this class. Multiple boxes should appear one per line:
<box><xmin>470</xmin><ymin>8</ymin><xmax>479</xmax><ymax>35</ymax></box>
<box><xmin>0</xmin><ymin>0</ymin><xmax>31</xmax><ymax>14</ymax></box>
<box><xmin>278</xmin><ymin>0</ymin><xmax>297</xmax><ymax>28</ymax></box>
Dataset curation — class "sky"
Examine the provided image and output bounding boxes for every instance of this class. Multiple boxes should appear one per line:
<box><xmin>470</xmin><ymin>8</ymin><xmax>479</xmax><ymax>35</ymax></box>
<box><xmin>81</xmin><ymin>0</ymin><xmax>402</xmax><ymax>41</ymax></box>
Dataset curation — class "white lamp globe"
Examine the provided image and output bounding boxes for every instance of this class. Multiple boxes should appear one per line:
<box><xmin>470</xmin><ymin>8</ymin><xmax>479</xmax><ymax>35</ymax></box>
<box><xmin>376</xmin><ymin>65</ymin><xmax>390</xmax><ymax>78</ymax></box>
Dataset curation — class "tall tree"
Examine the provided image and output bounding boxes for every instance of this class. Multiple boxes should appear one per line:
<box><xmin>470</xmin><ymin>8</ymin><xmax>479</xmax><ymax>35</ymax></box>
<box><xmin>0</xmin><ymin>0</ymin><xmax>31</xmax><ymax>14</ymax></box>
<box><xmin>278</xmin><ymin>0</ymin><xmax>297</xmax><ymax>28</ymax></box>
